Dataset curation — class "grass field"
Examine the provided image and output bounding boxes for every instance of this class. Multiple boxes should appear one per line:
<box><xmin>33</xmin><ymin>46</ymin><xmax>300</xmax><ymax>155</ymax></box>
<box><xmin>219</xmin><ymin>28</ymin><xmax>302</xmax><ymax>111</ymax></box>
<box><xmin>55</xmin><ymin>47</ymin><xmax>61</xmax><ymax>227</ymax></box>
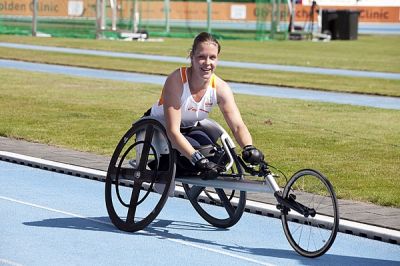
<box><xmin>1</xmin><ymin>35</ymin><xmax>399</xmax><ymax>72</ymax></box>
<box><xmin>0</xmin><ymin>35</ymin><xmax>399</xmax><ymax>97</ymax></box>
<box><xmin>0</xmin><ymin>68</ymin><xmax>399</xmax><ymax>207</ymax></box>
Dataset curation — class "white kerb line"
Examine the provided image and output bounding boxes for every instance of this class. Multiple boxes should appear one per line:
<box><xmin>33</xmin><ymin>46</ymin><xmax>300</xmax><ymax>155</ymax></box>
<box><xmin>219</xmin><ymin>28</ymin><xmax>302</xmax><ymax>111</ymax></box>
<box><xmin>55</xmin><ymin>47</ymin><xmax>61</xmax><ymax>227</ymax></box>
<box><xmin>0</xmin><ymin>258</ymin><xmax>23</xmax><ymax>266</ymax></box>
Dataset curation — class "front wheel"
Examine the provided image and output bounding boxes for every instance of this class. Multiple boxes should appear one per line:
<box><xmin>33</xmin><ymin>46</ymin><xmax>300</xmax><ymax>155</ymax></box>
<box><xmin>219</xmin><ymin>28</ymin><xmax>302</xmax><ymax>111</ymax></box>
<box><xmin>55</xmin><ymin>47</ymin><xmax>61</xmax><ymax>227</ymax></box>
<box><xmin>281</xmin><ymin>169</ymin><xmax>339</xmax><ymax>258</ymax></box>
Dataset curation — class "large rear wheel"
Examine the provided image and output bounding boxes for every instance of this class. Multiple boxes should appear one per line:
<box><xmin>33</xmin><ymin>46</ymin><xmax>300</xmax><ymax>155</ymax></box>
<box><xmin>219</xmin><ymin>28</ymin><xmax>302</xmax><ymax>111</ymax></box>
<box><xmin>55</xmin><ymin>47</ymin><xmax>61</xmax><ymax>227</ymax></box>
<box><xmin>105</xmin><ymin>119</ymin><xmax>175</xmax><ymax>232</ymax></box>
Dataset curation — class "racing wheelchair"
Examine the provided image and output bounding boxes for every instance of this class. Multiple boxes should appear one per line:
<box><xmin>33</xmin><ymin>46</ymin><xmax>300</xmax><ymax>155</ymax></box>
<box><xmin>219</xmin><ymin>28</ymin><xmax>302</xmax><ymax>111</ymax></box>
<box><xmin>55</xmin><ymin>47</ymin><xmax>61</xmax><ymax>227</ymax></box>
<box><xmin>105</xmin><ymin>117</ymin><xmax>339</xmax><ymax>258</ymax></box>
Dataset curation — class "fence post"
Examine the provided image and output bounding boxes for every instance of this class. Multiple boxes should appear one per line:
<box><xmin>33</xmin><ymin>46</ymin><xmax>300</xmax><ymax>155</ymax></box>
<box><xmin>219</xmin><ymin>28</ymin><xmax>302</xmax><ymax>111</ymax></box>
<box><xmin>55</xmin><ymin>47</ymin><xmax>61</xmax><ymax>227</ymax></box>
<box><xmin>270</xmin><ymin>0</ymin><xmax>276</xmax><ymax>39</ymax></box>
<box><xmin>96</xmin><ymin>0</ymin><xmax>103</xmax><ymax>39</ymax></box>
<box><xmin>32</xmin><ymin>0</ymin><xmax>38</xmax><ymax>36</ymax></box>
<box><xmin>131</xmin><ymin>0</ymin><xmax>139</xmax><ymax>33</ymax></box>
<box><xmin>110</xmin><ymin>0</ymin><xmax>117</xmax><ymax>31</ymax></box>
<box><xmin>277</xmin><ymin>0</ymin><xmax>281</xmax><ymax>32</ymax></box>
<box><xmin>164</xmin><ymin>0</ymin><xmax>170</xmax><ymax>33</ymax></box>
<box><xmin>207</xmin><ymin>0</ymin><xmax>212</xmax><ymax>33</ymax></box>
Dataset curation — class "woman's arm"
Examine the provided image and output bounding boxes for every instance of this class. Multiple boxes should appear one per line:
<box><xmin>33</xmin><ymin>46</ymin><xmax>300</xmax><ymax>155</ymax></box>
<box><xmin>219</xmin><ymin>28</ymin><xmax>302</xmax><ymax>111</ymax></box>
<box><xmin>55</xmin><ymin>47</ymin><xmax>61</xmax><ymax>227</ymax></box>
<box><xmin>216</xmin><ymin>77</ymin><xmax>252</xmax><ymax>148</ymax></box>
<box><xmin>163</xmin><ymin>70</ymin><xmax>197</xmax><ymax>159</ymax></box>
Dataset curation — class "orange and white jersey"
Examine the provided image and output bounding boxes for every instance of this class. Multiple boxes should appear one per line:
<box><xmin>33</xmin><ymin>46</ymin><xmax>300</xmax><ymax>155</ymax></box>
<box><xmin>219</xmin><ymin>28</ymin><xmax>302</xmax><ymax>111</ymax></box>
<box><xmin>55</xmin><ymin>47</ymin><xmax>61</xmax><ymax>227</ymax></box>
<box><xmin>150</xmin><ymin>67</ymin><xmax>218</xmax><ymax>127</ymax></box>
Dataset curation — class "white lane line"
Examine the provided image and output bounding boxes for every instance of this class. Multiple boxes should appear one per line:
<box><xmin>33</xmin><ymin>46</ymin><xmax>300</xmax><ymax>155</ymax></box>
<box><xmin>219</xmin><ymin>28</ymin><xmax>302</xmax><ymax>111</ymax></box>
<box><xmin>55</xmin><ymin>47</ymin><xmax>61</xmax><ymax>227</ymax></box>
<box><xmin>168</xmin><ymin>238</ymin><xmax>276</xmax><ymax>266</ymax></box>
<box><xmin>0</xmin><ymin>195</ymin><xmax>112</xmax><ymax>226</ymax></box>
<box><xmin>0</xmin><ymin>258</ymin><xmax>23</xmax><ymax>266</ymax></box>
<box><xmin>0</xmin><ymin>195</ymin><xmax>275</xmax><ymax>266</ymax></box>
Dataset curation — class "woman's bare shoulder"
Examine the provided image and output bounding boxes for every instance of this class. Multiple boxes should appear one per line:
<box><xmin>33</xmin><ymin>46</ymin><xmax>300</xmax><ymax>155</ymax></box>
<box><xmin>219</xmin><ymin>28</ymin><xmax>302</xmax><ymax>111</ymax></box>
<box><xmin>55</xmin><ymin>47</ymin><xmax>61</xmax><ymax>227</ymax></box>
<box><xmin>165</xmin><ymin>68</ymin><xmax>183</xmax><ymax>85</ymax></box>
<box><xmin>164</xmin><ymin>68</ymin><xmax>184</xmax><ymax>96</ymax></box>
<box><xmin>215</xmin><ymin>74</ymin><xmax>232</xmax><ymax>95</ymax></box>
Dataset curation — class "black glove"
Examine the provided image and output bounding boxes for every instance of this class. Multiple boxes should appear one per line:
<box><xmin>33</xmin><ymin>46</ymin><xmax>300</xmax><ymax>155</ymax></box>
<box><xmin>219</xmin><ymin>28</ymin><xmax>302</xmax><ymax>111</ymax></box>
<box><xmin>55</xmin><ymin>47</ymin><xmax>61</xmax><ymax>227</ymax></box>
<box><xmin>242</xmin><ymin>145</ymin><xmax>264</xmax><ymax>165</ymax></box>
<box><xmin>192</xmin><ymin>151</ymin><xmax>222</xmax><ymax>180</ymax></box>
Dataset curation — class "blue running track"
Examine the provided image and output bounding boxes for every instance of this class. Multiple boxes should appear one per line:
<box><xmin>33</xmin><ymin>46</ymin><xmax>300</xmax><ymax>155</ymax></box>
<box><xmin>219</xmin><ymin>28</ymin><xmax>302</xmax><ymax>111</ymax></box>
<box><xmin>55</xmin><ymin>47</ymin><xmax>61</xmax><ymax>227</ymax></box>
<box><xmin>1</xmin><ymin>161</ymin><xmax>400</xmax><ymax>266</ymax></box>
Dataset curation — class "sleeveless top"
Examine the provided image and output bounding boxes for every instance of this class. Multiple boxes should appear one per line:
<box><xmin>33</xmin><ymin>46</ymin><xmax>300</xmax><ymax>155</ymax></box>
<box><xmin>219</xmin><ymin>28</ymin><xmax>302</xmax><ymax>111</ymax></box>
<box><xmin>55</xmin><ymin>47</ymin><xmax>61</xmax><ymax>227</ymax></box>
<box><xmin>150</xmin><ymin>67</ymin><xmax>218</xmax><ymax>127</ymax></box>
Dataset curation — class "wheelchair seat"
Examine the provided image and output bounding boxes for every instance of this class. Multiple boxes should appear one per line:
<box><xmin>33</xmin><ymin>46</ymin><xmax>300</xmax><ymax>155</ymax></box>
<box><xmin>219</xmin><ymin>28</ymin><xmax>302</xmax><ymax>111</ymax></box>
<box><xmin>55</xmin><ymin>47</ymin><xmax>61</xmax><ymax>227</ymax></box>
<box><xmin>177</xmin><ymin>119</ymin><xmax>236</xmax><ymax>176</ymax></box>
<box><xmin>135</xmin><ymin>116</ymin><xmax>236</xmax><ymax>177</ymax></box>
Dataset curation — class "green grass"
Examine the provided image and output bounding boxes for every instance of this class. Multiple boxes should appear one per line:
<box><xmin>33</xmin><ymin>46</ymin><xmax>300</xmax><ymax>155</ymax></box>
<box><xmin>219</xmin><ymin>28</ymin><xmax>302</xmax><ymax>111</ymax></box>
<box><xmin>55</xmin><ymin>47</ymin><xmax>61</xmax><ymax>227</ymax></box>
<box><xmin>0</xmin><ymin>34</ymin><xmax>399</xmax><ymax>72</ymax></box>
<box><xmin>0</xmin><ymin>37</ymin><xmax>399</xmax><ymax>97</ymax></box>
<box><xmin>1</xmin><ymin>68</ymin><xmax>399</xmax><ymax>207</ymax></box>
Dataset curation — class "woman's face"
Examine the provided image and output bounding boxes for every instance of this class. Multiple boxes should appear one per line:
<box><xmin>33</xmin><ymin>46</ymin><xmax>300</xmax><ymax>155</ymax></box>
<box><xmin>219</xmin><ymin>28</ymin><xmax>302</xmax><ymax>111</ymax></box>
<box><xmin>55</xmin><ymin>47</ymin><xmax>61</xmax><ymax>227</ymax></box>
<box><xmin>190</xmin><ymin>41</ymin><xmax>219</xmax><ymax>81</ymax></box>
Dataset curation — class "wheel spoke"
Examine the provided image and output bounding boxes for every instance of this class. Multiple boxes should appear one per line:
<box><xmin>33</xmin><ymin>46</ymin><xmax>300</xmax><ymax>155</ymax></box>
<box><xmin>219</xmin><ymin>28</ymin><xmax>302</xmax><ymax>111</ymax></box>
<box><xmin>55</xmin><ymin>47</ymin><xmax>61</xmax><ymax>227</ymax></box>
<box><xmin>215</xmin><ymin>188</ymin><xmax>235</xmax><ymax>218</ymax></box>
<box><xmin>316</xmin><ymin>221</ymin><xmax>329</xmax><ymax>244</ymax></box>
<box><xmin>317</xmin><ymin>194</ymin><xmax>333</xmax><ymax>211</ymax></box>
<box><xmin>137</xmin><ymin>124</ymin><xmax>155</xmax><ymax>171</ymax></box>
<box><xmin>298</xmin><ymin>223</ymin><xmax>304</xmax><ymax>247</ymax></box>
<box><xmin>126</xmin><ymin>182</ymin><xmax>142</xmax><ymax>223</ymax></box>
<box><xmin>187</xmin><ymin>185</ymin><xmax>205</xmax><ymax>200</ymax></box>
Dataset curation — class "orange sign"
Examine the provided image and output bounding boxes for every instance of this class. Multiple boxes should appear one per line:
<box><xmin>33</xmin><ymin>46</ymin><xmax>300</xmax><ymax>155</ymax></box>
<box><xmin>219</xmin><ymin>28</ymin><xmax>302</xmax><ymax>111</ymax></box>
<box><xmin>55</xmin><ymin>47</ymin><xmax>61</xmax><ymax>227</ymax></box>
<box><xmin>0</xmin><ymin>1</ymin><xmax>399</xmax><ymax>23</ymax></box>
<box><xmin>136</xmin><ymin>2</ymin><xmax>275</xmax><ymax>21</ymax></box>
<box><xmin>0</xmin><ymin>0</ymin><xmax>98</xmax><ymax>17</ymax></box>
<box><xmin>294</xmin><ymin>5</ymin><xmax>400</xmax><ymax>23</ymax></box>
<box><xmin>0</xmin><ymin>0</ymin><xmax>64</xmax><ymax>16</ymax></box>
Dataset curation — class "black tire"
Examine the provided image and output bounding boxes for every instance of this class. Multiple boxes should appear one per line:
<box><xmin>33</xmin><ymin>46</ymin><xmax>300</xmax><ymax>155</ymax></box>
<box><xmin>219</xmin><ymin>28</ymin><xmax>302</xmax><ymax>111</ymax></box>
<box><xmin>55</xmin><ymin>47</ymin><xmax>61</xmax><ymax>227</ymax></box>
<box><xmin>281</xmin><ymin>169</ymin><xmax>339</xmax><ymax>258</ymax></box>
<box><xmin>182</xmin><ymin>154</ymin><xmax>247</xmax><ymax>229</ymax></box>
<box><xmin>183</xmin><ymin>184</ymin><xmax>246</xmax><ymax>229</ymax></box>
<box><xmin>105</xmin><ymin>119</ymin><xmax>175</xmax><ymax>232</ymax></box>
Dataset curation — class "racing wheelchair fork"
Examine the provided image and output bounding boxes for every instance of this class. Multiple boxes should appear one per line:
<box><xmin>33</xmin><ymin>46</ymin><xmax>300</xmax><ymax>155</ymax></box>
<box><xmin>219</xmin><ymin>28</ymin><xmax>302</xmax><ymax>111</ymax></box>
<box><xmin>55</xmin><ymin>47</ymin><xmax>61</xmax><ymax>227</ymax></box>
<box><xmin>238</xmin><ymin>159</ymin><xmax>316</xmax><ymax>218</ymax></box>
<box><xmin>274</xmin><ymin>191</ymin><xmax>316</xmax><ymax>217</ymax></box>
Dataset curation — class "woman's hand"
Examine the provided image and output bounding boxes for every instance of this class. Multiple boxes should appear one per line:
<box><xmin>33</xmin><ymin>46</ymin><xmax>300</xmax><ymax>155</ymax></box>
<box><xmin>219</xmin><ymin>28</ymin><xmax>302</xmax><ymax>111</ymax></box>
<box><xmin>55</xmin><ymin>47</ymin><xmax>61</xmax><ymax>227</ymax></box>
<box><xmin>192</xmin><ymin>151</ymin><xmax>223</xmax><ymax>180</ymax></box>
<box><xmin>242</xmin><ymin>145</ymin><xmax>264</xmax><ymax>165</ymax></box>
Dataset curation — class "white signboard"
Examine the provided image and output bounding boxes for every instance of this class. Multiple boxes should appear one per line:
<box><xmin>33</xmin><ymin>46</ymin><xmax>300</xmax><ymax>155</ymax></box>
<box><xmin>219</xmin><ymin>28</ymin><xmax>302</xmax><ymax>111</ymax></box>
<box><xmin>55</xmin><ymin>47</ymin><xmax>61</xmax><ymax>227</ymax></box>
<box><xmin>230</xmin><ymin>5</ymin><xmax>247</xmax><ymax>20</ymax></box>
<box><xmin>68</xmin><ymin>0</ymin><xmax>84</xmax><ymax>16</ymax></box>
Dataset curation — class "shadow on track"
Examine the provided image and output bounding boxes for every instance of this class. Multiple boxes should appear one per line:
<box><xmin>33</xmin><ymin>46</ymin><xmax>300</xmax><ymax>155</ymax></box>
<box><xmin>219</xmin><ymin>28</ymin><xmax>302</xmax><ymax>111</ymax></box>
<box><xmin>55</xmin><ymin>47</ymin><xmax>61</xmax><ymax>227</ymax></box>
<box><xmin>22</xmin><ymin>216</ymin><xmax>225</xmax><ymax>234</ymax></box>
<box><xmin>23</xmin><ymin>216</ymin><xmax>398</xmax><ymax>265</ymax></box>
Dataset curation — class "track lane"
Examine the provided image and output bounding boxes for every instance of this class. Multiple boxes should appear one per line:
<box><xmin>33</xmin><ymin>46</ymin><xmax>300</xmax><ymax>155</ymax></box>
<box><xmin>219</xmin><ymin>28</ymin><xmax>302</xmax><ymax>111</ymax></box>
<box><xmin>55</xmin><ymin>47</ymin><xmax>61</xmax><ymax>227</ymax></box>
<box><xmin>1</xmin><ymin>161</ymin><xmax>399</xmax><ymax>266</ymax></box>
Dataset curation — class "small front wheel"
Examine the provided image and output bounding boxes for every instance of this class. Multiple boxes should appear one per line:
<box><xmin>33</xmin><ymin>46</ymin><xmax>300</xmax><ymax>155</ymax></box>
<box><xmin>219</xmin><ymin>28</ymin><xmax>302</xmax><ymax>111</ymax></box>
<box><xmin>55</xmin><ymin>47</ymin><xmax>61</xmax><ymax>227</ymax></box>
<box><xmin>281</xmin><ymin>169</ymin><xmax>339</xmax><ymax>258</ymax></box>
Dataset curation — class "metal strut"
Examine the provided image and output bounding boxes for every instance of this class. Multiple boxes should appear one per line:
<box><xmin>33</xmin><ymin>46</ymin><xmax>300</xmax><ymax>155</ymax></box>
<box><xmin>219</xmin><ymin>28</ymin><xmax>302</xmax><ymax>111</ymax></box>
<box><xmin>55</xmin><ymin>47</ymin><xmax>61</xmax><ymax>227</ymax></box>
<box><xmin>274</xmin><ymin>191</ymin><xmax>316</xmax><ymax>217</ymax></box>
<box><xmin>175</xmin><ymin>176</ymin><xmax>276</xmax><ymax>193</ymax></box>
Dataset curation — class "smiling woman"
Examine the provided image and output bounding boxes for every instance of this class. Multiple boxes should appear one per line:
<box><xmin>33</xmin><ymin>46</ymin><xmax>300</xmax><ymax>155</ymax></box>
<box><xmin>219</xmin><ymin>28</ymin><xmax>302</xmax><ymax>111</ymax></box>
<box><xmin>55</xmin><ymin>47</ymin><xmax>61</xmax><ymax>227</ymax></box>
<box><xmin>147</xmin><ymin>32</ymin><xmax>263</xmax><ymax>180</ymax></box>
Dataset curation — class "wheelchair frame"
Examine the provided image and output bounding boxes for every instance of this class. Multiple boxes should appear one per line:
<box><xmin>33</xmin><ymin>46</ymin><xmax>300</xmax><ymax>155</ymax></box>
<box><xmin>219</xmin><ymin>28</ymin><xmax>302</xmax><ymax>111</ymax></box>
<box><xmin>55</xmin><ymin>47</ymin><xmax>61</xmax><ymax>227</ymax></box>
<box><xmin>105</xmin><ymin>117</ymin><xmax>340</xmax><ymax>258</ymax></box>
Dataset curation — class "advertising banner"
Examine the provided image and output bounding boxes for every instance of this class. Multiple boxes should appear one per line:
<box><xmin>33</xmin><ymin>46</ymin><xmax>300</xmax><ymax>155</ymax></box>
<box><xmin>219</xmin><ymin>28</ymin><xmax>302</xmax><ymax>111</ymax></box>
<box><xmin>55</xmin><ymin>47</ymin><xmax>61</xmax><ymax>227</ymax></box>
<box><xmin>0</xmin><ymin>1</ymin><xmax>399</xmax><ymax>23</ymax></box>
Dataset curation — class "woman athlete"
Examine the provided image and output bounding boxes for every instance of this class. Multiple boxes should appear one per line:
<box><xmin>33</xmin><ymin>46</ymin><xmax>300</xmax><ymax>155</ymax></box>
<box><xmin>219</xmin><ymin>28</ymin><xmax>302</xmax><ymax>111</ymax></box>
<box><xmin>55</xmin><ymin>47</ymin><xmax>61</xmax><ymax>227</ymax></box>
<box><xmin>148</xmin><ymin>32</ymin><xmax>264</xmax><ymax>179</ymax></box>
